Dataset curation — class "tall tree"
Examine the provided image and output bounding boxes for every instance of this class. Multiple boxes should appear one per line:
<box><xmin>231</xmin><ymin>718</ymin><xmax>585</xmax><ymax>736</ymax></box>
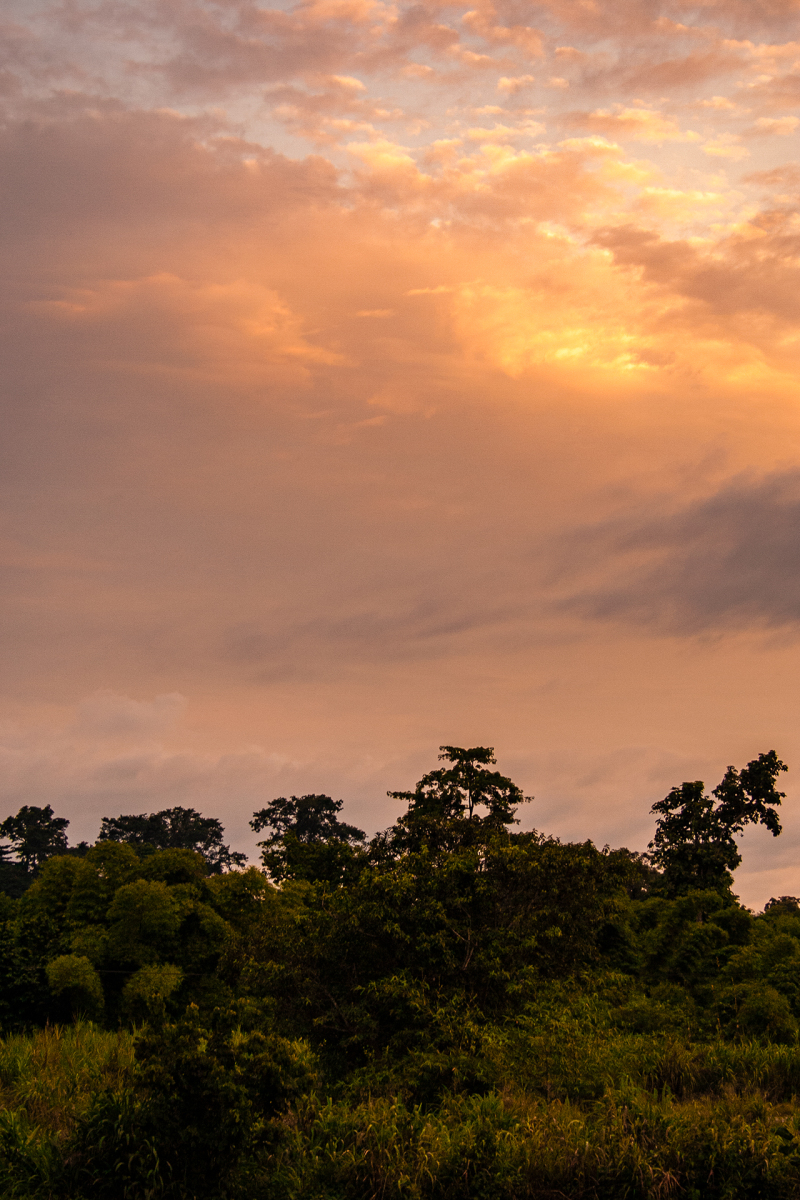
<box><xmin>0</xmin><ymin>805</ymin><xmax>69</xmax><ymax>873</ymax></box>
<box><xmin>385</xmin><ymin>746</ymin><xmax>531</xmax><ymax>854</ymax></box>
<box><xmin>99</xmin><ymin>807</ymin><xmax>246</xmax><ymax>872</ymax></box>
<box><xmin>250</xmin><ymin>795</ymin><xmax>365</xmax><ymax>883</ymax></box>
<box><xmin>649</xmin><ymin>750</ymin><xmax>787</xmax><ymax>895</ymax></box>
<box><xmin>389</xmin><ymin>745</ymin><xmax>528</xmax><ymax>825</ymax></box>
<box><xmin>251</xmin><ymin>795</ymin><xmax>365</xmax><ymax>846</ymax></box>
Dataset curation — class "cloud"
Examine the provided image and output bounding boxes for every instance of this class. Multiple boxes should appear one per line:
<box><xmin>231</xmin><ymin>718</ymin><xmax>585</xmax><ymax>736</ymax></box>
<box><xmin>616</xmin><ymin>50</ymin><xmax>749</xmax><ymax>93</ymax></box>
<box><xmin>555</xmin><ymin>473</ymin><xmax>800</xmax><ymax>634</ymax></box>
<box><xmin>698</xmin><ymin>94</ymin><xmax>740</xmax><ymax>109</ymax></box>
<box><xmin>739</xmin><ymin>67</ymin><xmax>800</xmax><ymax>110</ymax></box>
<box><xmin>75</xmin><ymin>691</ymin><xmax>186</xmax><ymax>738</ymax></box>
<box><xmin>497</xmin><ymin>74</ymin><xmax>534</xmax><ymax>93</ymax></box>
<box><xmin>744</xmin><ymin>161</ymin><xmax>800</xmax><ymax>197</ymax></box>
<box><xmin>633</xmin><ymin>186</ymin><xmax>732</xmax><ymax>225</ymax></box>
<box><xmin>0</xmin><ymin>102</ymin><xmax>340</xmax><ymax>238</ymax></box>
<box><xmin>466</xmin><ymin>123</ymin><xmax>521</xmax><ymax>142</ymax></box>
<box><xmin>751</xmin><ymin>114</ymin><xmax>800</xmax><ymax>134</ymax></box>
<box><xmin>0</xmin><ymin>701</ymin><xmax>305</xmax><ymax>854</ymax></box>
<box><xmin>461</xmin><ymin>3</ymin><xmax>544</xmax><ymax>56</ymax></box>
<box><xmin>268</xmin><ymin>76</ymin><xmax>405</xmax><ymax>145</ymax></box>
<box><xmin>591</xmin><ymin>222</ymin><xmax>800</xmax><ymax>332</ymax></box>
<box><xmin>562</xmin><ymin>106</ymin><xmax>701</xmax><ymax>143</ymax></box>
<box><xmin>703</xmin><ymin>132</ymin><xmax>750</xmax><ymax>158</ymax></box>
<box><xmin>28</xmin><ymin>273</ymin><xmax>346</xmax><ymax>384</ymax></box>
<box><xmin>149</xmin><ymin>0</ymin><xmax>399</xmax><ymax>94</ymax></box>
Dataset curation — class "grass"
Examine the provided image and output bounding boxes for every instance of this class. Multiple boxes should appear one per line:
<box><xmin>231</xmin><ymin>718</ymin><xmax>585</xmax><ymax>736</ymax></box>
<box><xmin>2</xmin><ymin>1013</ymin><xmax>800</xmax><ymax>1198</ymax></box>
<box><xmin>257</xmin><ymin>1084</ymin><xmax>800</xmax><ymax>1200</ymax></box>
<box><xmin>0</xmin><ymin>1024</ymin><xmax>135</xmax><ymax>1198</ymax></box>
<box><xmin>0</xmin><ymin>1023</ymin><xmax>134</xmax><ymax>1136</ymax></box>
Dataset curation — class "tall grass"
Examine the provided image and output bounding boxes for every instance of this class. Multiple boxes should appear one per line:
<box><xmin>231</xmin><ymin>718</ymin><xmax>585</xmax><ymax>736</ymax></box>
<box><xmin>2</xmin><ymin>1017</ymin><xmax>800</xmax><ymax>1199</ymax></box>
<box><xmin>0</xmin><ymin>1022</ymin><xmax>134</xmax><ymax>1135</ymax></box>
<box><xmin>0</xmin><ymin>1023</ymin><xmax>135</xmax><ymax>1199</ymax></box>
<box><xmin>255</xmin><ymin>1086</ymin><xmax>800</xmax><ymax>1200</ymax></box>
<box><xmin>500</xmin><ymin>1025</ymin><xmax>800</xmax><ymax>1103</ymax></box>
<box><xmin>241</xmin><ymin>1004</ymin><xmax>800</xmax><ymax>1200</ymax></box>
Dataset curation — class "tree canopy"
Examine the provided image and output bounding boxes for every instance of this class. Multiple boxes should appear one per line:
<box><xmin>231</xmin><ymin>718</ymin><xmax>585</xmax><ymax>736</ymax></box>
<box><xmin>250</xmin><ymin>794</ymin><xmax>365</xmax><ymax>845</ymax></box>
<box><xmin>0</xmin><ymin>805</ymin><xmax>70</xmax><ymax>873</ymax></box>
<box><xmin>649</xmin><ymin>750</ymin><xmax>787</xmax><ymax>895</ymax></box>
<box><xmin>385</xmin><ymin>745</ymin><xmax>531</xmax><ymax>853</ymax></box>
<box><xmin>250</xmin><ymin>794</ymin><xmax>366</xmax><ymax>883</ymax></box>
<box><xmin>0</xmin><ymin>745</ymin><xmax>796</xmax><ymax>1200</ymax></box>
<box><xmin>98</xmin><ymin>807</ymin><xmax>246</xmax><ymax>873</ymax></box>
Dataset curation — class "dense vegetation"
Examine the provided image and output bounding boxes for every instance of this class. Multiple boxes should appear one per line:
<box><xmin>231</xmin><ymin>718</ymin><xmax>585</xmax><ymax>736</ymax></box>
<box><xmin>1</xmin><ymin>746</ymin><xmax>799</xmax><ymax>1198</ymax></box>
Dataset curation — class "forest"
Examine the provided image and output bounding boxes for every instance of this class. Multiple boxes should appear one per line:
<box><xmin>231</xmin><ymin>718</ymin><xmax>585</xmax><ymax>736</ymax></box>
<box><xmin>1</xmin><ymin>745</ymin><xmax>800</xmax><ymax>1198</ymax></box>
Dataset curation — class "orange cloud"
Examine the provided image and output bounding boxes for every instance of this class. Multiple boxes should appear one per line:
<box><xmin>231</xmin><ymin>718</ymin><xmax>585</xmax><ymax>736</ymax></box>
<box><xmin>4</xmin><ymin>1</ymin><xmax>800</xmax><ymax>907</ymax></box>
<box><xmin>497</xmin><ymin>74</ymin><xmax>535</xmax><ymax>93</ymax></box>
<box><xmin>563</xmin><ymin>106</ymin><xmax>701</xmax><ymax>143</ymax></box>
<box><xmin>29</xmin><ymin>274</ymin><xmax>346</xmax><ymax>382</ymax></box>
<box><xmin>751</xmin><ymin>114</ymin><xmax>800</xmax><ymax>134</ymax></box>
<box><xmin>461</xmin><ymin>2</ymin><xmax>544</xmax><ymax>56</ymax></box>
<box><xmin>703</xmin><ymin>132</ymin><xmax>749</xmax><ymax>158</ymax></box>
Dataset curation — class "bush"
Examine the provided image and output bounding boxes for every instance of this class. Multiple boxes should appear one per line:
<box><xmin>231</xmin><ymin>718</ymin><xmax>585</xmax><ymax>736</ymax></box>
<box><xmin>46</xmin><ymin>956</ymin><xmax>104</xmax><ymax>1021</ymax></box>
<box><xmin>737</xmin><ymin>986</ymin><xmax>798</xmax><ymax>1045</ymax></box>
<box><xmin>121</xmin><ymin>963</ymin><xmax>184</xmax><ymax>1025</ymax></box>
<box><xmin>60</xmin><ymin>1005</ymin><xmax>312</xmax><ymax>1198</ymax></box>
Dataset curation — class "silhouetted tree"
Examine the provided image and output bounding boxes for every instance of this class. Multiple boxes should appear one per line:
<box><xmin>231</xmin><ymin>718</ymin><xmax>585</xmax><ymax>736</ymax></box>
<box><xmin>649</xmin><ymin>751</ymin><xmax>786</xmax><ymax>895</ymax></box>
<box><xmin>389</xmin><ymin>746</ymin><xmax>527</xmax><ymax>825</ymax></box>
<box><xmin>99</xmin><ymin>807</ymin><xmax>246</xmax><ymax>872</ymax></box>
<box><xmin>385</xmin><ymin>746</ymin><xmax>531</xmax><ymax>853</ymax></box>
<box><xmin>764</xmin><ymin>895</ymin><xmax>800</xmax><ymax>916</ymax></box>
<box><xmin>0</xmin><ymin>805</ymin><xmax>69</xmax><ymax>873</ymax></box>
<box><xmin>251</xmin><ymin>795</ymin><xmax>365</xmax><ymax>883</ymax></box>
<box><xmin>251</xmin><ymin>795</ymin><xmax>365</xmax><ymax>846</ymax></box>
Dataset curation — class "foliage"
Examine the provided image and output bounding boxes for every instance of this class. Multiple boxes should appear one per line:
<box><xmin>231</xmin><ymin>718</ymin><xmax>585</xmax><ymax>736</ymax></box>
<box><xmin>121</xmin><ymin>963</ymin><xmax>184</xmax><ymax>1024</ymax></box>
<box><xmin>46</xmin><ymin>956</ymin><xmax>105</xmax><ymax>1021</ymax></box>
<box><xmin>0</xmin><ymin>744</ymin><xmax>798</xmax><ymax>1198</ymax></box>
<box><xmin>386</xmin><ymin>746</ymin><xmax>531</xmax><ymax>854</ymax></box>
<box><xmin>0</xmin><ymin>807</ymin><xmax>69</xmax><ymax>875</ymax></box>
<box><xmin>0</xmin><ymin>1023</ymin><xmax>134</xmax><ymax>1134</ymax></box>
<box><xmin>649</xmin><ymin>751</ymin><xmax>787</xmax><ymax>895</ymax></box>
<box><xmin>99</xmin><ymin>806</ymin><xmax>246</xmax><ymax>872</ymax></box>
<box><xmin>251</xmin><ymin>794</ymin><xmax>366</xmax><ymax>883</ymax></box>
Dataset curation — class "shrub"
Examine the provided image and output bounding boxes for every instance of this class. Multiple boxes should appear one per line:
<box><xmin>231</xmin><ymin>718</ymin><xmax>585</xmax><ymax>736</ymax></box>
<box><xmin>46</xmin><ymin>955</ymin><xmax>104</xmax><ymax>1021</ymax></box>
<box><xmin>737</xmin><ymin>986</ymin><xmax>798</xmax><ymax>1045</ymax></box>
<box><xmin>121</xmin><ymin>964</ymin><xmax>184</xmax><ymax>1025</ymax></box>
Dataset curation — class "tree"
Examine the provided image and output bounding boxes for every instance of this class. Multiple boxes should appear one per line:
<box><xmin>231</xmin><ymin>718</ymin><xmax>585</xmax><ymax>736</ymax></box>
<box><xmin>98</xmin><ymin>807</ymin><xmax>246</xmax><ymax>873</ymax></box>
<box><xmin>649</xmin><ymin>751</ymin><xmax>787</xmax><ymax>895</ymax></box>
<box><xmin>390</xmin><ymin>745</ymin><xmax>527</xmax><ymax>824</ymax></box>
<box><xmin>251</xmin><ymin>795</ymin><xmax>365</xmax><ymax>846</ymax></box>
<box><xmin>250</xmin><ymin>795</ymin><xmax>366</xmax><ymax>883</ymax></box>
<box><xmin>764</xmin><ymin>896</ymin><xmax>800</xmax><ymax>916</ymax></box>
<box><xmin>46</xmin><ymin>954</ymin><xmax>105</xmax><ymax>1020</ymax></box>
<box><xmin>385</xmin><ymin>746</ymin><xmax>530</xmax><ymax>853</ymax></box>
<box><xmin>0</xmin><ymin>805</ymin><xmax>69</xmax><ymax>873</ymax></box>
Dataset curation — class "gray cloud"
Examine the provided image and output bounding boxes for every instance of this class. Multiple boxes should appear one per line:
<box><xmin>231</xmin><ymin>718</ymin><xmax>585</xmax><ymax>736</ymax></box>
<box><xmin>557</xmin><ymin>472</ymin><xmax>800</xmax><ymax>634</ymax></box>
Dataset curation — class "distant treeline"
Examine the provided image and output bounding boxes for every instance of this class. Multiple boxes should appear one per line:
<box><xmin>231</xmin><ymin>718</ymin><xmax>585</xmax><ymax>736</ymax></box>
<box><xmin>1</xmin><ymin>746</ymin><xmax>800</xmax><ymax>1200</ymax></box>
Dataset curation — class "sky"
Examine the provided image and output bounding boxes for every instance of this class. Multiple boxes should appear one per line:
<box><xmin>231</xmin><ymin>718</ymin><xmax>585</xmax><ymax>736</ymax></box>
<box><xmin>2</xmin><ymin>0</ymin><xmax>800</xmax><ymax>904</ymax></box>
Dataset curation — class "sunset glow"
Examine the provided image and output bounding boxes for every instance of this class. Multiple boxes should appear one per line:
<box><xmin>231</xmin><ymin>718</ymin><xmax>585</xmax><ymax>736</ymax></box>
<box><xmin>4</xmin><ymin>0</ymin><xmax>800</xmax><ymax>902</ymax></box>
